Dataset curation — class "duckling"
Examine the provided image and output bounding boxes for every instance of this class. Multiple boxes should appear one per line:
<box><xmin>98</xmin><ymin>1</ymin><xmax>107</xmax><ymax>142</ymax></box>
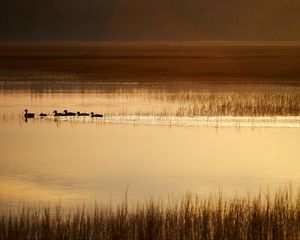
<box><xmin>90</xmin><ymin>112</ymin><xmax>103</xmax><ymax>118</ymax></box>
<box><xmin>39</xmin><ymin>113</ymin><xmax>47</xmax><ymax>117</ymax></box>
<box><xmin>24</xmin><ymin>109</ymin><xmax>35</xmax><ymax>118</ymax></box>
<box><xmin>77</xmin><ymin>111</ymin><xmax>89</xmax><ymax>116</ymax></box>
<box><xmin>53</xmin><ymin>110</ymin><xmax>65</xmax><ymax>116</ymax></box>
<box><xmin>63</xmin><ymin>110</ymin><xmax>76</xmax><ymax>116</ymax></box>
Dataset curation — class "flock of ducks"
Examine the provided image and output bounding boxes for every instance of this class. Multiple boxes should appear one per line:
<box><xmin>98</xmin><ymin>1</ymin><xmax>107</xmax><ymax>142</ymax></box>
<box><xmin>24</xmin><ymin>109</ymin><xmax>103</xmax><ymax>119</ymax></box>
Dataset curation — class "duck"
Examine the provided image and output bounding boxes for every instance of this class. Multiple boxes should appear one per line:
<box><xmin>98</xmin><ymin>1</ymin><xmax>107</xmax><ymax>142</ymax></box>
<box><xmin>53</xmin><ymin>110</ymin><xmax>65</xmax><ymax>116</ymax></box>
<box><xmin>90</xmin><ymin>112</ymin><xmax>103</xmax><ymax>118</ymax></box>
<box><xmin>24</xmin><ymin>109</ymin><xmax>35</xmax><ymax>118</ymax></box>
<box><xmin>77</xmin><ymin>111</ymin><xmax>89</xmax><ymax>116</ymax></box>
<box><xmin>63</xmin><ymin>110</ymin><xmax>76</xmax><ymax>116</ymax></box>
<box><xmin>39</xmin><ymin>113</ymin><xmax>47</xmax><ymax>117</ymax></box>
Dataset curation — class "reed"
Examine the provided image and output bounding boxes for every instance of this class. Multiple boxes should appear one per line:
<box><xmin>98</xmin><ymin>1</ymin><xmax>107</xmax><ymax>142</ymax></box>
<box><xmin>1</xmin><ymin>188</ymin><xmax>300</xmax><ymax>240</ymax></box>
<box><xmin>99</xmin><ymin>91</ymin><xmax>300</xmax><ymax>117</ymax></box>
<box><xmin>151</xmin><ymin>92</ymin><xmax>300</xmax><ymax>117</ymax></box>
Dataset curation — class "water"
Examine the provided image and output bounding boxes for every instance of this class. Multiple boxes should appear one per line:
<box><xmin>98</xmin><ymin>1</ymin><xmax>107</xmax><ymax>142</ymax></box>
<box><xmin>0</xmin><ymin>84</ymin><xmax>300</xmax><ymax>207</ymax></box>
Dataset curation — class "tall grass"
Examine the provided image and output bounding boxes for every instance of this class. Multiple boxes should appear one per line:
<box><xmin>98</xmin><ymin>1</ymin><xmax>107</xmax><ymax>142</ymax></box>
<box><xmin>1</xmin><ymin>188</ymin><xmax>300</xmax><ymax>240</ymax></box>
<box><xmin>98</xmin><ymin>91</ymin><xmax>300</xmax><ymax>117</ymax></box>
<box><xmin>151</xmin><ymin>92</ymin><xmax>300</xmax><ymax>117</ymax></box>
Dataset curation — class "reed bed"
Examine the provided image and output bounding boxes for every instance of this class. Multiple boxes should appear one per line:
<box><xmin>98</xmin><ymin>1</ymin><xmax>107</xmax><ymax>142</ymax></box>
<box><xmin>99</xmin><ymin>91</ymin><xmax>300</xmax><ymax>117</ymax></box>
<box><xmin>151</xmin><ymin>92</ymin><xmax>300</xmax><ymax>117</ymax></box>
<box><xmin>1</xmin><ymin>188</ymin><xmax>300</xmax><ymax>240</ymax></box>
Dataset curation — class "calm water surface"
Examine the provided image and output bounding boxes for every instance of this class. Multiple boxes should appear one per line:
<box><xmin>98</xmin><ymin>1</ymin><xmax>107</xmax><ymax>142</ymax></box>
<box><xmin>0</xmin><ymin>88</ymin><xmax>299</xmax><ymax>206</ymax></box>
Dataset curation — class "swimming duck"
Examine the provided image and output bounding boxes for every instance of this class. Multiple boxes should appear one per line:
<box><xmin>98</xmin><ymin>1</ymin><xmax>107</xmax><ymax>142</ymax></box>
<box><xmin>77</xmin><ymin>111</ymin><xmax>89</xmax><ymax>116</ymax></box>
<box><xmin>24</xmin><ymin>109</ymin><xmax>35</xmax><ymax>118</ymax></box>
<box><xmin>53</xmin><ymin>110</ymin><xmax>65</xmax><ymax>116</ymax></box>
<box><xmin>90</xmin><ymin>112</ymin><xmax>103</xmax><ymax>118</ymax></box>
<box><xmin>63</xmin><ymin>110</ymin><xmax>76</xmax><ymax>116</ymax></box>
<box><xmin>39</xmin><ymin>113</ymin><xmax>47</xmax><ymax>117</ymax></box>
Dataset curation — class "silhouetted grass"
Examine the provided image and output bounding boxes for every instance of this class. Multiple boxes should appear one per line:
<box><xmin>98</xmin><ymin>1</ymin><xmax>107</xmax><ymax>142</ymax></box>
<box><xmin>154</xmin><ymin>92</ymin><xmax>300</xmax><ymax>117</ymax></box>
<box><xmin>1</xmin><ymin>188</ymin><xmax>300</xmax><ymax>239</ymax></box>
<box><xmin>100</xmin><ymin>91</ymin><xmax>300</xmax><ymax>117</ymax></box>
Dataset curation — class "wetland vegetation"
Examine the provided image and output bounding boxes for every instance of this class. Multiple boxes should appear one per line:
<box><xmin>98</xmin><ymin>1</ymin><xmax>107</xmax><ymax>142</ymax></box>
<box><xmin>1</xmin><ymin>187</ymin><xmax>300</xmax><ymax>240</ymax></box>
<box><xmin>114</xmin><ymin>91</ymin><xmax>300</xmax><ymax>117</ymax></box>
<box><xmin>1</xmin><ymin>43</ymin><xmax>300</xmax><ymax>239</ymax></box>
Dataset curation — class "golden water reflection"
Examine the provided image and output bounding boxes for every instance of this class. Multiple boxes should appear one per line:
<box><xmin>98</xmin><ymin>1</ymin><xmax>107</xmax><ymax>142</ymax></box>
<box><xmin>1</xmin><ymin>118</ymin><xmax>299</xmax><ymax>206</ymax></box>
<box><xmin>0</xmin><ymin>91</ymin><xmax>299</xmax><ymax>206</ymax></box>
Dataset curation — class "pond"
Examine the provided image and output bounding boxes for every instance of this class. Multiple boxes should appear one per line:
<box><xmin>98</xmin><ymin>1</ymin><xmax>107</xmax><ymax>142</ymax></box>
<box><xmin>0</xmin><ymin>83</ymin><xmax>299</xmax><ymax>207</ymax></box>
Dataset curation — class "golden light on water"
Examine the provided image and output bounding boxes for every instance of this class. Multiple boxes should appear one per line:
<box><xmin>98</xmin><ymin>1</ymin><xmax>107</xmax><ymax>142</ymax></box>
<box><xmin>1</xmin><ymin>91</ymin><xmax>299</xmax><ymax>205</ymax></box>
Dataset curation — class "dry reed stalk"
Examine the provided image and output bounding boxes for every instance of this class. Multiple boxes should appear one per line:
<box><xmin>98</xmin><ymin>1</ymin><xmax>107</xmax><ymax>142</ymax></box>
<box><xmin>1</xmin><ymin>187</ymin><xmax>300</xmax><ymax>240</ymax></box>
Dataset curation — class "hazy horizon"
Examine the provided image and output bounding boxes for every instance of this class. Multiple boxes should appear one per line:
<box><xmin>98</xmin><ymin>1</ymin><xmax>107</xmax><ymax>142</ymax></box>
<box><xmin>1</xmin><ymin>0</ymin><xmax>300</xmax><ymax>41</ymax></box>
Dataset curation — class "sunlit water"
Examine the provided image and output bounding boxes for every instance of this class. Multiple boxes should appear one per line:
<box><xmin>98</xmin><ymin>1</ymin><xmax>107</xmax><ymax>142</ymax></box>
<box><xmin>0</xmin><ymin>86</ymin><xmax>300</xmax><ymax>207</ymax></box>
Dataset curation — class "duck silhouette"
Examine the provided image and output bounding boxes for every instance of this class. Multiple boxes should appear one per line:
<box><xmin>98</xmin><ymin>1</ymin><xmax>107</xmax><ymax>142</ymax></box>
<box><xmin>53</xmin><ymin>110</ymin><xmax>65</xmax><ymax>116</ymax></box>
<box><xmin>63</xmin><ymin>110</ymin><xmax>76</xmax><ymax>116</ymax></box>
<box><xmin>24</xmin><ymin>109</ymin><xmax>35</xmax><ymax>118</ymax></box>
<box><xmin>39</xmin><ymin>113</ymin><xmax>47</xmax><ymax>117</ymax></box>
<box><xmin>77</xmin><ymin>111</ymin><xmax>89</xmax><ymax>116</ymax></box>
<box><xmin>91</xmin><ymin>112</ymin><xmax>103</xmax><ymax>118</ymax></box>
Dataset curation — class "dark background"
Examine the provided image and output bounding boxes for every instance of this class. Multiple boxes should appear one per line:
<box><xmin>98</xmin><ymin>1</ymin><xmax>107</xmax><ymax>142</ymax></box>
<box><xmin>1</xmin><ymin>0</ymin><xmax>300</xmax><ymax>41</ymax></box>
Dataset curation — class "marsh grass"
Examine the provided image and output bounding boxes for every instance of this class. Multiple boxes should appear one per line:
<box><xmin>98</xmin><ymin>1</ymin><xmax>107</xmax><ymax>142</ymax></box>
<box><xmin>99</xmin><ymin>91</ymin><xmax>300</xmax><ymax>117</ymax></box>
<box><xmin>151</xmin><ymin>92</ymin><xmax>300</xmax><ymax>117</ymax></box>
<box><xmin>1</xmin><ymin>188</ymin><xmax>300</xmax><ymax>240</ymax></box>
